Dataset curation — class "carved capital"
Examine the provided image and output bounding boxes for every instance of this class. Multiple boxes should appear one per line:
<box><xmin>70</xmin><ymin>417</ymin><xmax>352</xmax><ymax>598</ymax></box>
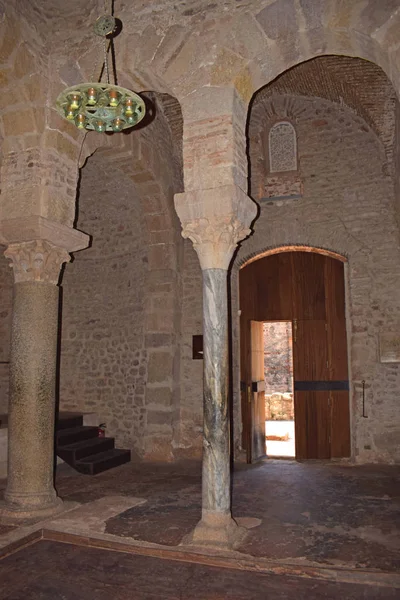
<box><xmin>4</xmin><ymin>240</ymin><xmax>71</xmax><ymax>284</ymax></box>
<box><xmin>182</xmin><ymin>216</ymin><xmax>251</xmax><ymax>270</ymax></box>
<box><xmin>175</xmin><ymin>184</ymin><xmax>257</xmax><ymax>270</ymax></box>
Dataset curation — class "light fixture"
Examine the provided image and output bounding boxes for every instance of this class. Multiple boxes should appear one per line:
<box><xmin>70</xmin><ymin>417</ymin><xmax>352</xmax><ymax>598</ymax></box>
<box><xmin>56</xmin><ymin>4</ymin><xmax>145</xmax><ymax>133</ymax></box>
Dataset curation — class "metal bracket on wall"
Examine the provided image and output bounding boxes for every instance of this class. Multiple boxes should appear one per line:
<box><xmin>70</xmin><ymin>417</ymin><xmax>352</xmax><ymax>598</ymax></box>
<box><xmin>362</xmin><ymin>379</ymin><xmax>368</xmax><ymax>418</ymax></box>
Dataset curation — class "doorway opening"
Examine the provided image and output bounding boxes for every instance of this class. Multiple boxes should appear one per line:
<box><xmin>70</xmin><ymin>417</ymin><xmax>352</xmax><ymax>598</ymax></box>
<box><xmin>264</xmin><ymin>321</ymin><xmax>295</xmax><ymax>458</ymax></box>
<box><xmin>239</xmin><ymin>250</ymin><xmax>351</xmax><ymax>463</ymax></box>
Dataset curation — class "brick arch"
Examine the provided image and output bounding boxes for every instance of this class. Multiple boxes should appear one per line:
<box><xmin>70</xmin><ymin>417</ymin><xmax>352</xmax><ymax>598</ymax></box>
<box><xmin>239</xmin><ymin>245</ymin><xmax>348</xmax><ymax>270</ymax></box>
<box><xmin>247</xmin><ymin>91</ymin><xmax>390</xmax><ymax>204</ymax></box>
<box><xmin>247</xmin><ymin>56</ymin><xmax>396</xmax><ymax>157</ymax></box>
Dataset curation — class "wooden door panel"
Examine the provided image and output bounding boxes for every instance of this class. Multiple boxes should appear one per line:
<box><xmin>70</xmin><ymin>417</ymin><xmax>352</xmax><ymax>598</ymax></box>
<box><xmin>240</xmin><ymin>251</ymin><xmax>350</xmax><ymax>462</ymax></box>
<box><xmin>325</xmin><ymin>259</ymin><xmax>349</xmax><ymax>380</ymax></box>
<box><xmin>330</xmin><ymin>391</ymin><xmax>351</xmax><ymax>457</ymax></box>
<box><xmin>250</xmin><ymin>321</ymin><xmax>266</xmax><ymax>461</ymax></box>
<box><xmin>295</xmin><ymin>391</ymin><xmax>330</xmax><ymax>459</ymax></box>
<box><xmin>293</xmin><ymin>320</ymin><xmax>328</xmax><ymax>381</ymax></box>
<box><xmin>292</xmin><ymin>253</ymin><xmax>326</xmax><ymax>320</ymax></box>
<box><xmin>241</xmin><ymin>253</ymin><xmax>293</xmax><ymax>321</ymax></box>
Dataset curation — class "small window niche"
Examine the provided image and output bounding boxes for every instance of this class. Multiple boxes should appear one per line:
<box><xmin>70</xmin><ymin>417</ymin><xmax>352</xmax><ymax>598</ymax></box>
<box><xmin>261</xmin><ymin>120</ymin><xmax>302</xmax><ymax>204</ymax></box>
<box><xmin>192</xmin><ymin>335</ymin><xmax>203</xmax><ymax>360</ymax></box>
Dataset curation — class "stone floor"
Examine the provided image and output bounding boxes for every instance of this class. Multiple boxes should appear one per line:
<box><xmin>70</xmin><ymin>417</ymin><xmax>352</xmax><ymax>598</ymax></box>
<box><xmin>0</xmin><ymin>459</ymin><xmax>399</xmax><ymax>598</ymax></box>
<box><xmin>1</xmin><ymin>539</ymin><xmax>398</xmax><ymax>600</ymax></box>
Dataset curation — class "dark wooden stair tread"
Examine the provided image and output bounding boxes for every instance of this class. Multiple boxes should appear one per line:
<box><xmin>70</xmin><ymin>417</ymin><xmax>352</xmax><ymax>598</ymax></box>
<box><xmin>57</xmin><ymin>436</ymin><xmax>115</xmax><ymax>460</ymax></box>
<box><xmin>75</xmin><ymin>449</ymin><xmax>131</xmax><ymax>475</ymax></box>
<box><xmin>56</xmin><ymin>413</ymin><xmax>131</xmax><ymax>475</ymax></box>
<box><xmin>57</xmin><ymin>425</ymin><xmax>99</xmax><ymax>445</ymax></box>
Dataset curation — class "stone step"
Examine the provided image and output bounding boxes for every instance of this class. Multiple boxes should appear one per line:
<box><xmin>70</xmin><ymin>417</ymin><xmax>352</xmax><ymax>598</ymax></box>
<box><xmin>57</xmin><ymin>436</ymin><xmax>115</xmax><ymax>462</ymax></box>
<box><xmin>75</xmin><ymin>449</ymin><xmax>131</xmax><ymax>475</ymax></box>
<box><xmin>56</xmin><ymin>425</ymin><xmax>99</xmax><ymax>447</ymax></box>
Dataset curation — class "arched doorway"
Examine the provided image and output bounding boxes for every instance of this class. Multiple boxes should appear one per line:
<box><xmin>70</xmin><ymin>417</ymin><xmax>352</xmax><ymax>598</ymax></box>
<box><xmin>239</xmin><ymin>250</ymin><xmax>350</xmax><ymax>463</ymax></box>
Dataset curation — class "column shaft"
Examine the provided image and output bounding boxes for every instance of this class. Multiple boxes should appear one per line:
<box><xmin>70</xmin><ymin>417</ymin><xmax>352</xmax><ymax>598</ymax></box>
<box><xmin>202</xmin><ymin>269</ymin><xmax>230</xmax><ymax>515</ymax></box>
<box><xmin>5</xmin><ymin>281</ymin><xmax>60</xmax><ymax>513</ymax></box>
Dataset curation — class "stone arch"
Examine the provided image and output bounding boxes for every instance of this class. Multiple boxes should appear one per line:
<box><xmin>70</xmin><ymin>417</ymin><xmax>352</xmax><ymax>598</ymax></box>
<box><xmin>114</xmin><ymin>2</ymin><xmax>400</xmax><ymax>108</ymax></box>
<box><xmin>59</xmin><ymin>91</ymin><xmax>184</xmax><ymax>460</ymax></box>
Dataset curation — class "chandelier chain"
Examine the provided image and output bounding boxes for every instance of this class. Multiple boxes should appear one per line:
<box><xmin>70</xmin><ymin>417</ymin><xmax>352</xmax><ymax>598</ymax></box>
<box><xmin>103</xmin><ymin>37</ymin><xmax>110</xmax><ymax>84</ymax></box>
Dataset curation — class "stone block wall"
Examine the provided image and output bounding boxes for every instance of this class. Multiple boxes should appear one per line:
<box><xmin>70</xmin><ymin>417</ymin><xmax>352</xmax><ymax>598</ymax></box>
<box><xmin>178</xmin><ymin>239</ymin><xmax>204</xmax><ymax>457</ymax></box>
<box><xmin>0</xmin><ymin>249</ymin><xmax>12</xmax><ymax>414</ymax></box>
<box><xmin>234</xmin><ymin>93</ymin><xmax>400</xmax><ymax>464</ymax></box>
<box><xmin>59</xmin><ymin>157</ymin><xmax>148</xmax><ymax>454</ymax></box>
<box><xmin>265</xmin><ymin>393</ymin><xmax>294</xmax><ymax>421</ymax></box>
<box><xmin>395</xmin><ymin>102</ymin><xmax>400</xmax><ymax>235</ymax></box>
<box><xmin>59</xmin><ymin>94</ymin><xmax>184</xmax><ymax>460</ymax></box>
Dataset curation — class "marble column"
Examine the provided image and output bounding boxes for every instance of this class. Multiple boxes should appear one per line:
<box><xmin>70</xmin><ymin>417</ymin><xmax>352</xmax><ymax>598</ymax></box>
<box><xmin>202</xmin><ymin>268</ymin><xmax>230</xmax><ymax>516</ymax></box>
<box><xmin>175</xmin><ymin>185</ymin><xmax>257</xmax><ymax>547</ymax></box>
<box><xmin>1</xmin><ymin>240</ymin><xmax>70</xmax><ymax>521</ymax></box>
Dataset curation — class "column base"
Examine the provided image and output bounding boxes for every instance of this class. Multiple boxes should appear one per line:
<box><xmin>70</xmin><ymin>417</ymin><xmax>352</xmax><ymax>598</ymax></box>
<box><xmin>184</xmin><ymin>511</ymin><xmax>247</xmax><ymax>550</ymax></box>
<box><xmin>0</xmin><ymin>496</ymin><xmax>64</xmax><ymax>525</ymax></box>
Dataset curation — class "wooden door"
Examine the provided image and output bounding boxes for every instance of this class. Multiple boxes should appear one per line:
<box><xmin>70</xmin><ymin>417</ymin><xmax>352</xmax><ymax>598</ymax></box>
<box><xmin>250</xmin><ymin>320</ymin><xmax>266</xmax><ymax>462</ymax></box>
<box><xmin>325</xmin><ymin>258</ymin><xmax>351</xmax><ymax>457</ymax></box>
<box><xmin>240</xmin><ymin>251</ymin><xmax>350</xmax><ymax>461</ymax></box>
<box><xmin>293</xmin><ymin>319</ymin><xmax>331</xmax><ymax>459</ymax></box>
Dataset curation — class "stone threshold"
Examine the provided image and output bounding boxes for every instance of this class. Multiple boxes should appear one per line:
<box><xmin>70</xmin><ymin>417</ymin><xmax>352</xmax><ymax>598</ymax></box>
<box><xmin>1</xmin><ymin>524</ymin><xmax>399</xmax><ymax>591</ymax></box>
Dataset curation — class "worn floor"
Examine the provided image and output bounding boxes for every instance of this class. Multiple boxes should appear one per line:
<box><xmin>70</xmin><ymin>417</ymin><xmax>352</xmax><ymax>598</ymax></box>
<box><xmin>1</xmin><ymin>539</ymin><xmax>398</xmax><ymax>600</ymax></box>
<box><xmin>0</xmin><ymin>459</ymin><xmax>399</xmax><ymax>598</ymax></box>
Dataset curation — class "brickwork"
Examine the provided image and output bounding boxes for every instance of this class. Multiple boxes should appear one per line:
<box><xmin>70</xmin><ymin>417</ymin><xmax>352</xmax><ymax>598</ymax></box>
<box><xmin>249</xmin><ymin>57</ymin><xmax>398</xmax><ymax>203</ymax></box>
<box><xmin>235</xmin><ymin>94</ymin><xmax>400</xmax><ymax>464</ymax></box>
<box><xmin>0</xmin><ymin>248</ymin><xmax>12</xmax><ymax>414</ymax></box>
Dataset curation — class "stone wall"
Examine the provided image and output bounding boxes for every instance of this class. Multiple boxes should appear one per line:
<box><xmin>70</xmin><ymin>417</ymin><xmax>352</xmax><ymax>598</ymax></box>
<box><xmin>59</xmin><ymin>156</ymin><xmax>148</xmax><ymax>455</ymax></box>
<box><xmin>234</xmin><ymin>94</ymin><xmax>400</xmax><ymax>464</ymax></box>
<box><xmin>0</xmin><ymin>248</ymin><xmax>12</xmax><ymax>414</ymax></box>
<box><xmin>395</xmin><ymin>102</ymin><xmax>400</xmax><ymax>236</ymax></box>
<box><xmin>178</xmin><ymin>239</ymin><xmax>203</xmax><ymax>457</ymax></box>
<box><xmin>59</xmin><ymin>93</ymin><xmax>184</xmax><ymax>460</ymax></box>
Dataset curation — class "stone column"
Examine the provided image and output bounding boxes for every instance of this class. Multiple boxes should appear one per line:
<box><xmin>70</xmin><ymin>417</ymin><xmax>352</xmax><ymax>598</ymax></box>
<box><xmin>175</xmin><ymin>185</ymin><xmax>257</xmax><ymax>546</ymax></box>
<box><xmin>1</xmin><ymin>240</ymin><xmax>71</xmax><ymax>521</ymax></box>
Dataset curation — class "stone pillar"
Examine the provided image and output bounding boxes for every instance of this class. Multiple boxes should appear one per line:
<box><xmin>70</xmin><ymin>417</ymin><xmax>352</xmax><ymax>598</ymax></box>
<box><xmin>1</xmin><ymin>240</ymin><xmax>69</xmax><ymax>520</ymax></box>
<box><xmin>175</xmin><ymin>185</ymin><xmax>257</xmax><ymax>546</ymax></box>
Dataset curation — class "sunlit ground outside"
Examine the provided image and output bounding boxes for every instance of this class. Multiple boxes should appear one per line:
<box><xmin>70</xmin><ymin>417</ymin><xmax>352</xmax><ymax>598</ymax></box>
<box><xmin>265</xmin><ymin>420</ymin><xmax>295</xmax><ymax>457</ymax></box>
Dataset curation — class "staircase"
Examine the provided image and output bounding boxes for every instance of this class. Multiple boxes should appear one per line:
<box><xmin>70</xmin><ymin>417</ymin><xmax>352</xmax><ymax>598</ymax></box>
<box><xmin>56</xmin><ymin>412</ymin><xmax>131</xmax><ymax>475</ymax></box>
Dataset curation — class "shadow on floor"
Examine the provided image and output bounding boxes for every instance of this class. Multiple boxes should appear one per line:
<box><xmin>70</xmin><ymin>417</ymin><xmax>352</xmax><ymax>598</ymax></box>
<box><xmin>40</xmin><ymin>458</ymin><xmax>400</xmax><ymax>573</ymax></box>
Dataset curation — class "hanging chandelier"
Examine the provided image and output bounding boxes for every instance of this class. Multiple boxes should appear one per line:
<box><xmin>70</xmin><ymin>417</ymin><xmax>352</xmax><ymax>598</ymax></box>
<box><xmin>56</xmin><ymin>4</ymin><xmax>145</xmax><ymax>133</ymax></box>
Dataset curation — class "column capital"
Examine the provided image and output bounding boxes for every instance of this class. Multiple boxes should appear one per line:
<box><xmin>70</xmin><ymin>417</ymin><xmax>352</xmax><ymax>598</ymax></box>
<box><xmin>4</xmin><ymin>240</ymin><xmax>70</xmax><ymax>284</ymax></box>
<box><xmin>174</xmin><ymin>184</ymin><xmax>257</xmax><ymax>270</ymax></box>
